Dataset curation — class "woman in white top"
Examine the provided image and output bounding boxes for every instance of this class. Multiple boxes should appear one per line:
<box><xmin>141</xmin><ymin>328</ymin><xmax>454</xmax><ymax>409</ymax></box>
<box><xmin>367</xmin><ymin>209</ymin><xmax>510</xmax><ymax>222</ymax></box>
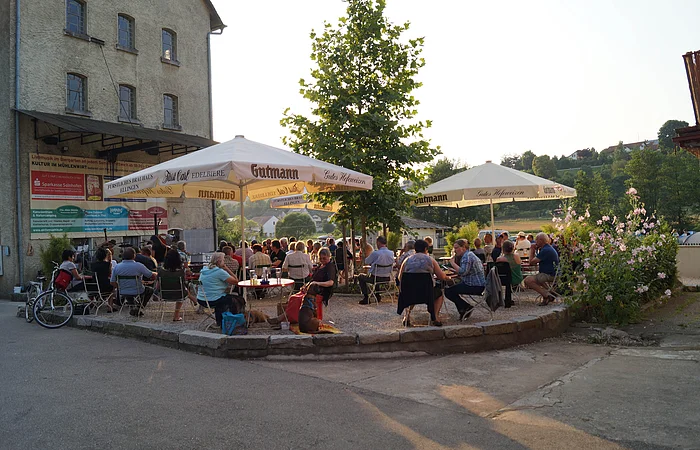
<box><xmin>283</xmin><ymin>242</ymin><xmax>314</xmax><ymax>290</ymax></box>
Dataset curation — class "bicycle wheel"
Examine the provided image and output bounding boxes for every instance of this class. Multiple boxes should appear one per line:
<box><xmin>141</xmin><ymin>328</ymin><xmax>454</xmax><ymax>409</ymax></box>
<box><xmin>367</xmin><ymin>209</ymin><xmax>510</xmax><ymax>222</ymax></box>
<box><xmin>25</xmin><ymin>284</ymin><xmax>41</xmax><ymax>323</ymax></box>
<box><xmin>33</xmin><ymin>290</ymin><xmax>74</xmax><ymax>329</ymax></box>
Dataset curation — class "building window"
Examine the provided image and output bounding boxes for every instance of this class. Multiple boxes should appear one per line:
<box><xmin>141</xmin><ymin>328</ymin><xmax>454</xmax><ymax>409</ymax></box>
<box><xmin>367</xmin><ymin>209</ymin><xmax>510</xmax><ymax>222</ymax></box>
<box><xmin>119</xmin><ymin>85</ymin><xmax>136</xmax><ymax>120</ymax></box>
<box><xmin>163</xmin><ymin>94</ymin><xmax>179</xmax><ymax>129</ymax></box>
<box><xmin>65</xmin><ymin>0</ymin><xmax>86</xmax><ymax>35</ymax></box>
<box><xmin>162</xmin><ymin>29</ymin><xmax>177</xmax><ymax>61</ymax></box>
<box><xmin>66</xmin><ymin>73</ymin><xmax>87</xmax><ymax>113</ymax></box>
<box><xmin>117</xmin><ymin>14</ymin><xmax>135</xmax><ymax>50</ymax></box>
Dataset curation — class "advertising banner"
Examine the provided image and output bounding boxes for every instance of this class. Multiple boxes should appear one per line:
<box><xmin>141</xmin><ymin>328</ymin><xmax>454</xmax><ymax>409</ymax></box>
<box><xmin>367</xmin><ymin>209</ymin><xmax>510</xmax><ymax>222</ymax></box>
<box><xmin>30</xmin><ymin>154</ymin><xmax>168</xmax><ymax>239</ymax></box>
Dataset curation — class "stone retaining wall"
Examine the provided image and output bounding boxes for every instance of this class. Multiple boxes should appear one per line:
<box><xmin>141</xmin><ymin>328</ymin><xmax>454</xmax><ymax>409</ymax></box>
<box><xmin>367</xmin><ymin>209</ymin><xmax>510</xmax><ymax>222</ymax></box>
<box><xmin>64</xmin><ymin>306</ymin><xmax>571</xmax><ymax>359</ymax></box>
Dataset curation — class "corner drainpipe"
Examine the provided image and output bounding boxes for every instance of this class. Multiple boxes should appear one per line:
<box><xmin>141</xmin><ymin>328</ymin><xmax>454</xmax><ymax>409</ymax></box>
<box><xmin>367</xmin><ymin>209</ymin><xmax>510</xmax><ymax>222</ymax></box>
<box><xmin>14</xmin><ymin>0</ymin><xmax>24</xmax><ymax>285</ymax></box>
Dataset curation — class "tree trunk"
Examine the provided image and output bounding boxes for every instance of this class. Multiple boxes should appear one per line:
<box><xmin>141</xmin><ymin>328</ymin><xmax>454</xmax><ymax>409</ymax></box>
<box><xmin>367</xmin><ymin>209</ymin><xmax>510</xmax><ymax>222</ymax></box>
<box><xmin>342</xmin><ymin>222</ymin><xmax>349</xmax><ymax>288</ymax></box>
<box><xmin>350</xmin><ymin>217</ymin><xmax>356</xmax><ymax>279</ymax></box>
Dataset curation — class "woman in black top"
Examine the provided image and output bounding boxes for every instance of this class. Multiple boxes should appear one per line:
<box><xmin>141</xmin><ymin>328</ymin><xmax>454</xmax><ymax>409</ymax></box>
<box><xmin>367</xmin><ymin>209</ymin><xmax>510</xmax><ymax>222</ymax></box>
<box><xmin>91</xmin><ymin>247</ymin><xmax>115</xmax><ymax>312</ymax></box>
<box><xmin>158</xmin><ymin>249</ymin><xmax>191</xmax><ymax>321</ymax></box>
<box><xmin>334</xmin><ymin>241</ymin><xmax>353</xmax><ymax>273</ymax></box>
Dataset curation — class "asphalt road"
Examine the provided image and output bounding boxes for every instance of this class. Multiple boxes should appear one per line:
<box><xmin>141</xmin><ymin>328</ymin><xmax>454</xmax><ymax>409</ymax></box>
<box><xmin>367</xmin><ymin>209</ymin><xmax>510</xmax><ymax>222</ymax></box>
<box><xmin>2</xmin><ymin>300</ymin><xmax>699</xmax><ymax>449</ymax></box>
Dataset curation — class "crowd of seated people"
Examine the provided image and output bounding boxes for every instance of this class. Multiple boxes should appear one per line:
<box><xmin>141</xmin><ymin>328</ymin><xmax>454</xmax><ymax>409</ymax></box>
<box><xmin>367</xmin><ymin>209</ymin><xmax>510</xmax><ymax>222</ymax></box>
<box><xmin>61</xmin><ymin>228</ymin><xmax>559</xmax><ymax>331</ymax></box>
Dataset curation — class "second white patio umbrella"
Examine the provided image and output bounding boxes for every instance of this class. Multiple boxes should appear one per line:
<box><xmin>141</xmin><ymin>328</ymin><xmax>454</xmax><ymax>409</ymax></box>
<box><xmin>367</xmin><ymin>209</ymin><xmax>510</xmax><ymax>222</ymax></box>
<box><xmin>415</xmin><ymin>161</ymin><xmax>576</xmax><ymax>238</ymax></box>
<box><xmin>270</xmin><ymin>194</ymin><xmax>342</xmax><ymax>213</ymax></box>
<box><xmin>104</xmin><ymin>135</ymin><xmax>372</xmax><ymax>277</ymax></box>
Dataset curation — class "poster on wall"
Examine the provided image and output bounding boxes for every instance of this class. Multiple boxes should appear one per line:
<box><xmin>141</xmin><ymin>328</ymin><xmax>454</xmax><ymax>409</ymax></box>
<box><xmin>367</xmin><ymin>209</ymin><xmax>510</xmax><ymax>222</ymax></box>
<box><xmin>29</xmin><ymin>154</ymin><xmax>168</xmax><ymax>239</ymax></box>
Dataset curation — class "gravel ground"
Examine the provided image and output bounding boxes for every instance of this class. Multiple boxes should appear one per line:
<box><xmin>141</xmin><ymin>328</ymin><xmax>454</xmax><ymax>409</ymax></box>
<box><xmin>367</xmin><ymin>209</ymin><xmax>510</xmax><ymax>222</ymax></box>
<box><xmin>94</xmin><ymin>288</ymin><xmax>562</xmax><ymax>335</ymax></box>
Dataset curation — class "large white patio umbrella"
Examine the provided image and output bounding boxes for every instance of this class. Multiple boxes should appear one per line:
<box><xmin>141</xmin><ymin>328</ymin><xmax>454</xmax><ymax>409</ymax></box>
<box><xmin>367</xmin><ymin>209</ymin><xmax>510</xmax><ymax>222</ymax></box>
<box><xmin>104</xmin><ymin>135</ymin><xmax>372</xmax><ymax>277</ymax></box>
<box><xmin>415</xmin><ymin>161</ymin><xmax>576</xmax><ymax>238</ymax></box>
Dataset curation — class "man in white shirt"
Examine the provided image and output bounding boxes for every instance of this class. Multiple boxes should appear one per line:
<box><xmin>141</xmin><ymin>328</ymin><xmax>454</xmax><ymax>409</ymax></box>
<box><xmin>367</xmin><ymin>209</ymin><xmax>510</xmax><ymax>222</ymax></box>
<box><xmin>283</xmin><ymin>241</ymin><xmax>314</xmax><ymax>290</ymax></box>
<box><xmin>515</xmin><ymin>231</ymin><xmax>531</xmax><ymax>252</ymax></box>
<box><xmin>358</xmin><ymin>236</ymin><xmax>395</xmax><ymax>304</ymax></box>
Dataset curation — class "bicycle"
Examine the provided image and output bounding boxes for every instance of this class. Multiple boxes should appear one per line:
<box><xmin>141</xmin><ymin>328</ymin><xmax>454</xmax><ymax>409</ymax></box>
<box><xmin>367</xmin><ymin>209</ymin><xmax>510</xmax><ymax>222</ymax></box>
<box><xmin>31</xmin><ymin>263</ymin><xmax>74</xmax><ymax>329</ymax></box>
<box><xmin>24</xmin><ymin>273</ymin><xmax>47</xmax><ymax>323</ymax></box>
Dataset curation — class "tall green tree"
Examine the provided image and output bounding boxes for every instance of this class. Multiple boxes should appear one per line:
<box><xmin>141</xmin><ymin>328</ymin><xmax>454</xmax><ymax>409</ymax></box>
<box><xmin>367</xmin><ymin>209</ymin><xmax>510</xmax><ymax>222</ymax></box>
<box><xmin>281</xmin><ymin>0</ymin><xmax>438</xmax><ymax>235</ymax></box>
<box><xmin>625</xmin><ymin>149</ymin><xmax>662</xmax><ymax>213</ymax></box>
<box><xmin>573</xmin><ymin>170</ymin><xmax>593</xmax><ymax>215</ymax></box>
<box><xmin>658</xmin><ymin>150</ymin><xmax>700</xmax><ymax>229</ymax></box>
<box><xmin>532</xmin><ymin>155</ymin><xmax>557</xmax><ymax>179</ymax></box>
<box><xmin>658</xmin><ymin>119</ymin><xmax>689</xmax><ymax>151</ymax></box>
<box><xmin>521</xmin><ymin>150</ymin><xmax>536</xmax><ymax>172</ymax></box>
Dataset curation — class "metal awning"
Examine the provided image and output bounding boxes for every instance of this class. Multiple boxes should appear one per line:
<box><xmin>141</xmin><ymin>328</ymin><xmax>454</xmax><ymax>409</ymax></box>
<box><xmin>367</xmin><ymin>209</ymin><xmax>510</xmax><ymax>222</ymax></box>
<box><xmin>18</xmin><ymin>109</ymin><xmax>216</xmax><ymax>157</ymax></box>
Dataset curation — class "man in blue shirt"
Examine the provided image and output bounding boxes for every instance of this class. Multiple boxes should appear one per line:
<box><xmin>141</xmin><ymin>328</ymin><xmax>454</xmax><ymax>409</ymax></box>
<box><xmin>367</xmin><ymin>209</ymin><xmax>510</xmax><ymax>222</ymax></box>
<box><xmin>524</xmin><ymin>232</ymin><xmax>560</xmax><ymax>305</ymax></box>
<box><xmin>445</xmin><ymin>239</ymin><xmax>485</xmax><ymax>320</ymax></box>
<box><xmin>358</xmin><ymin>236</ymin><xmax>395</xmax><ymax>304</ymax></box>
<box><xmin>111</xmin><ymin>247</ymin><xmax>156</xmax><ymax>316</ymax></box>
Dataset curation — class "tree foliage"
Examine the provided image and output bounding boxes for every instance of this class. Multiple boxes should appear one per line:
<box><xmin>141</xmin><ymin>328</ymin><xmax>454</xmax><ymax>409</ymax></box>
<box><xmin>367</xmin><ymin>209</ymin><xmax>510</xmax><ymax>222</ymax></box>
<box><xmin>444</xmin><ymin>222</ymin><xmax>479</xmax><ymax>253</ymax></box>
<box><xmin>658</xmin><ymin>119</ymin><xmax>689</xmax><ymax>151</ymax></box>
<box><xmin>216</xmin><ymin>202</ymin><xmax>260</xmax><ymax>244</ymax></box>
<box><xmin>281</xmin><ymin>0</ymin><xmax>438</xmax><ymax>231</ymax></box>
<box><xmin>40</xmin><ymin>234</ymin><xmax>71</xmax><ymax>278</ymax></box>
<box><xmin>532</xmin><ymin>155</ymin><xmax>557</xmax><ymax>179</ymax></box>
<box><xmin>276</xmin><ymin>213</ymin><xmax>316</xmax><ymax>238</ymax></box>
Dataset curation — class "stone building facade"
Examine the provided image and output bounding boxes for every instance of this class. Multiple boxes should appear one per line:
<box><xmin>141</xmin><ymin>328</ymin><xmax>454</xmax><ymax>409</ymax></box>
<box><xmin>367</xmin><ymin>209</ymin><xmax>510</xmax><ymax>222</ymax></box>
<box><xmin>0</xmin><ymin>0</ymin><xmax>225</xmax><ymax>294</ymax></box>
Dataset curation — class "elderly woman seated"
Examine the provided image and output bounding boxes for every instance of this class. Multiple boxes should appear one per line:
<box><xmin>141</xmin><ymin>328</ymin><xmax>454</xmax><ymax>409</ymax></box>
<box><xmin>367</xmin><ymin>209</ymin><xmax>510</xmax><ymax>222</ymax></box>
<box><xmin>196</xmin><ymin>252</ymin><xmax>240</xmax><ymax>327</ymax></box>
<box><xmin>396</xmin><ymin>239</ymin><xmax>449</xmax><ymax>327</ymax></box>
<box><xmin>268</xmin><ymin>248</ymin><xmax>336</xmax><ymax>332</ymax></box>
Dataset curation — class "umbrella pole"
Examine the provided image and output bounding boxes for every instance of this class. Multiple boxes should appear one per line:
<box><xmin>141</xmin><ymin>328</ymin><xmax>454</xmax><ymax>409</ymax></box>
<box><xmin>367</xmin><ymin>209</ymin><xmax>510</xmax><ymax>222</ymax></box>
<box><xmin>240</xmin><ymin>185</ymin><xmax>246</xmax><ymax>281</ymax></box>
<box><xmin>490</xmin><ymin>198</ymin><xmax>496</xmax><ymax>242</ymax></box>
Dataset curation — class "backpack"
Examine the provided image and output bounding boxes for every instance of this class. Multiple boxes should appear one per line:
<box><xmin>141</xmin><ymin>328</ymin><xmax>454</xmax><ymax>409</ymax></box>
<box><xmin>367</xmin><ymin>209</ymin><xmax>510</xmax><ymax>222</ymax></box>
<box><xmin>53</xmin><ymin>269</ymin><xmax>73</xmax><ymax>291</ymax></box>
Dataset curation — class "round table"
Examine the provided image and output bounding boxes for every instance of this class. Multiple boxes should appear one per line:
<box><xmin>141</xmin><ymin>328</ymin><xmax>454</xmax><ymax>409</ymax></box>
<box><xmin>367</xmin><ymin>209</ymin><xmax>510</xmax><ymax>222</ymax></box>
<box><xmin>238</xmin><ymin>278</ymin><xmax>296</xmax><ymax>324</ymax></box>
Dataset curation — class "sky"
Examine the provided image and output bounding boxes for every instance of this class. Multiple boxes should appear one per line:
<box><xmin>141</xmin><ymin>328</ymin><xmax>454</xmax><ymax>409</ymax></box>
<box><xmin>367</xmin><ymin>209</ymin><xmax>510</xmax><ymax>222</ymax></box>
<box><xmin>209</xmin><ymin>0</ymin><xmax>700</xmax><ymax>167</ymax></box>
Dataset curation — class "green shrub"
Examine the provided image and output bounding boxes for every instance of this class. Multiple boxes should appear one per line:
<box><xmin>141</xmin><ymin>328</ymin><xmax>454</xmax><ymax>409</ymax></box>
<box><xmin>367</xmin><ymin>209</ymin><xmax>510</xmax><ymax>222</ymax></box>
<box><xmin>39</xmin><ymin>234</ymin><xmax>71</xmax><ymax>277</ymax></box>
<box><xmin>387</xmin><ymin>231</ymin><xmax>402</xmax><ymax>251</ymax></box>
<box><xmin>444</xmin><ymin>221</ymin><xmax>479</xmax><ymax>253</ymax></box>
<box><xmin>557</xmin><ymin>188</ymin><xmax>678</xmax><ymax>325</ymax></box>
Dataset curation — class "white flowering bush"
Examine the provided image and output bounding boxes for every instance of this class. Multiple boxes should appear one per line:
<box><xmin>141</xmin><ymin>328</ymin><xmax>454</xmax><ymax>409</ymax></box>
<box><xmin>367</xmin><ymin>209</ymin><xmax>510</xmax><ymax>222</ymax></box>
<box><xmin>549</xmin><ymin>188</ymin><xmax>677</xmax><ymax>324</ymax></box>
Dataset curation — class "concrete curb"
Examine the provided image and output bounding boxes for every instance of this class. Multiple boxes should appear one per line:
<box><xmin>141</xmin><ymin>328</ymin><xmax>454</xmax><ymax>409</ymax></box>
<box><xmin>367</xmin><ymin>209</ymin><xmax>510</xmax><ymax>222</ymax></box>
<box><xmin>48</xmin><ymin>304</ymin><xmax>572</xmax><ymax>359</ymax></box>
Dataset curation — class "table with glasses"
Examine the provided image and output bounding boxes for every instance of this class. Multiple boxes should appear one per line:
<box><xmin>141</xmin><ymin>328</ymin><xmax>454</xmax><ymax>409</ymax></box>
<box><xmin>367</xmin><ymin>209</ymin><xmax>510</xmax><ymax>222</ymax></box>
<box><xmin>237</xmin><ymin>278</ymin><xmax>295</xmax><ymax>302</ymax></box>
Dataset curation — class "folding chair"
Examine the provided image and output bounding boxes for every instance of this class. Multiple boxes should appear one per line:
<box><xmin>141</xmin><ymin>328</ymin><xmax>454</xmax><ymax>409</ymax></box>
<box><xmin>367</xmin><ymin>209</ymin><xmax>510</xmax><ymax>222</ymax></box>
<box><xmin>157</xmin><ymin>272</ymin><xmax>193</xmax><ymax>323</ymax></box>
<box><xmin>116</xmin><ymin>275</ymin><xmax>146</xmax><ymax>318</ymax></box>
<box><xmin>457</xmin><ymin>267</ymin><xmax>501</xmax><ymax>321</ymax></box>
<box><xmin>367</xmin><ymin>263</ymin><xmax>397</xmax><ymax>304</ymax></box>
<box><xmin>83</xmin><ymin>271</ymin><xmax>114</xmax><ymax>315</ymax></box>
<box><xmin>190</xmin><ymin>280</ymin><xmax>217</xmax><ymax>332</ymax></box>
<box><xmin>537</xmin><ymin>264</ymin><xmax>562</xmax><ymax>303</ymax></box>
